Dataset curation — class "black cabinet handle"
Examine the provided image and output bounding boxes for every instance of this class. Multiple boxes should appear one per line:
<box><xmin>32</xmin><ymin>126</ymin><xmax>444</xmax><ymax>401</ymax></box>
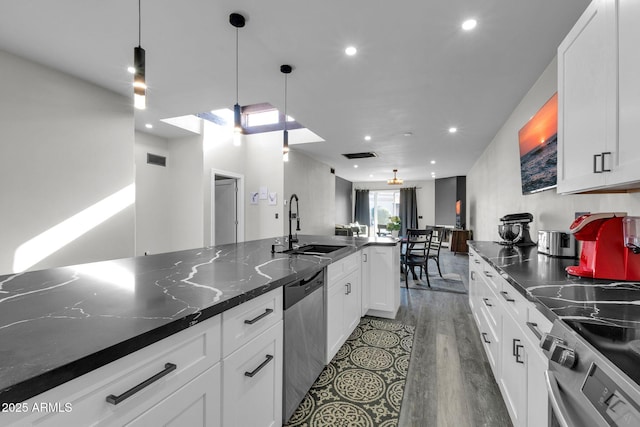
<box><xmin>602</xmin><ymin>151</ymin><xmax>611</xmax><ymax>172</ymax></box>
<box><xmin>244</xmin><ymin>308</ymin><xmax>274</xmax><ymax>325</ymax></box>
<box><xmin>500</xmin><ymin>291</ymin><xmax>515</xmax><ymax>303</ymax></box>
<box><xmin>484</xmin><ymin>271</ymin><xmax>492</xmax><ymax>278</ymax></box>
<box><xmin>513</xmin><ymin>339</ymin><xmax>524</xmax><ymax>364</ymax></box>
<box><xmin>474</xmin><ymin>259</ymin><xmax>481</xmax><ymax>264</ymax></box>
<box><xmin>594</xmin><ymin>153</ymin><xmax>602</xmax><ymax>173</ymax></box>
<box><xmin>481</xmin><ymin>332</ymin><xmax>491</xmax><ymax>344</ymax></box>
<box><xmin>106</xmin><ymin>363</ymin><xmax>176</xmax><ymax>405</ymax></box>
<box><xmin>244</xmin><ymin>354</ymin><xmax>274</xmax><ymax>378</ymax></box>
<box><xmin>363</xmin><ymin>254</ymin><xmax>367</xmax><ymax>262</ymax></box>
<box><xmin>470</xmin><ymin>271</ymin><xmax>476</xmax><ymax>280</ymax></box>
<box><xmin>482</xmin><ymin>298</ymin><xmax>492</xmax><ymax>307</ymax></box>
<box><xmin>526</xmin><ymin>322</ymin><xmax>542</xmax><ymax>340</ymax></box>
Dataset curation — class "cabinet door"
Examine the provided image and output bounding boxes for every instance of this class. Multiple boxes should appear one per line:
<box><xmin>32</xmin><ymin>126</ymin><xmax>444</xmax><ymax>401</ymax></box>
<box><xmin>367</xmin><ymin>246</ymin><xmax>394</xmax><ymax>312</ymax></box>
<box><xmin>326</xmin><ymin>281</ymin><xmax>346</xmax><ymax>363</ymax></box>
<box><xmin>526</xmin><ymin>337</ymin><xmax>549</xmax><ymax>427</ymax></box>
<box><xmin>558</xmin><ymin>0</ymin><xmax>617</xmax><ymax>193</ymax></box>
<box><xmin>125</xmin><ymin>364</ymin><xmax>221</xmax><ymax>427</ymax></box>
<box><xmin>223</xmin><ymin>321</ymin><xmax>283</xmax><ymax>427</ymax></box>
<box><xmin>361</xmin><ymin>248</ymin><xmax>370</xmax><ymax>316</ymax></box>
<box><xmin>344</xmin><ymin>268</ymin><xmax>361</xmax><ymax>335</ymax></box>
<box><xmin>499</xmin><ymin>313</ymin><xmax>528</xmax><ymax>427</ymax></box>
<box><xmin>612</xmin><ymin>0</ymin><xmax>640</xmax><ymax>187</ymax></box>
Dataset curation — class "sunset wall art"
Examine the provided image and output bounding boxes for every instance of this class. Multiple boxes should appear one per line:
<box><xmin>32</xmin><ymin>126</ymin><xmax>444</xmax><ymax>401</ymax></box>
<box><xmin>518</xmin><ymin>92</ymin><xmax>558</xmax><ymax>194</ymax></box>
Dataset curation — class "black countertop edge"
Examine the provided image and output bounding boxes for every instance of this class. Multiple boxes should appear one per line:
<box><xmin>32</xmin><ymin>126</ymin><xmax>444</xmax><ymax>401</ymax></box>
<box><xmin>0</xmin><ymin>236</ymin><xmax>397</xmax><ymax>404</ymax></box>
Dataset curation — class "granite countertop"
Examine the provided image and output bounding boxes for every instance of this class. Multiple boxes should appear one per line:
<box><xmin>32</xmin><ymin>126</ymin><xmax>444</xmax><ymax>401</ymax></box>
<box><xmin>468</xmin><ymin>241</ymin><xmax>640</xmax><ymax>328</ymax></box>
<box><xmin>0</xmin><ymin>234</ymin><xmax>397</xmax><ymax>404</ymax></box>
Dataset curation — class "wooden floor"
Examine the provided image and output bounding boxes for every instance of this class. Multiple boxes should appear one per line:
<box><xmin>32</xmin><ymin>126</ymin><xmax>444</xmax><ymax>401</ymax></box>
<box><xmin>396</xmin><ymin>250</ymin><xmax>513</xmax><ymax>427</ymax></box>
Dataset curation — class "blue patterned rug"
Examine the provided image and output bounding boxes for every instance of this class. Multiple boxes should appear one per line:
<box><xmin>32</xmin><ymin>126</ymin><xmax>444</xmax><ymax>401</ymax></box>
<box><xmin>285</xmin><ymin>316</ymin><xmax>415</xmax><ymax>427</ymax></box>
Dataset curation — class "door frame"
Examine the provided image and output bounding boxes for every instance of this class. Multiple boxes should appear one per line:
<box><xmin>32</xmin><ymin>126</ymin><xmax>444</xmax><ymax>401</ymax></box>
<box><xmin>211</xmin><ymin>168</ymin><xmax>245</xmax><ymax>245</ymax></box>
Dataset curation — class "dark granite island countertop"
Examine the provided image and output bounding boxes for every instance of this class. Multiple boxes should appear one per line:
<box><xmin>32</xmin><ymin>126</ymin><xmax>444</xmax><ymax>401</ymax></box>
<box><xmin>468</xmin><ymin>241</ymin><xmax>640</xmax><ymax>328</ymax></box>
<box><xmin>0</xmin><ymin>234</ymin><xmax>397</xmax><ymax>404</ymax></box>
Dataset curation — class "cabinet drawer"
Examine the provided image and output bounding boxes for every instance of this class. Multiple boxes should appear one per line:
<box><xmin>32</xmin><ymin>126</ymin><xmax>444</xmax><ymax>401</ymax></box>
<box><xmin>12</xmin><ymin>316</ymin><xmax>221</xmax><ymax>427</ymax></box>
<box><xmin>477</xmin><ymin>305</ymin><xmax>500</xmax><ymax>376</ymax></box>
<box><xmin>222</xmin><ymin>288</ymin><xmax>283</xmax><ymax>358</ymax></box>
<box><xmin>327</xmin><ymin>252</ymin><xmax>360</xmax><ymax>284</ymax></box>
<box><xmin>479</xmin><ymin>283</ymin><xmax>501</xmax><ymax>333</ymax></box>
<box><xmin>223</xmin><ymin>321</ymin><xmax>283</xmax><ymax>427</ymax></box>
<box><xmin>525</xmin><ymin>306</ymin><xmax>553</xmax><ymax>345</ymax></box>
<box><xmin>496</xmin><ymin>277</ymin><xmax>528</xmax><ymax>325</ymax></box>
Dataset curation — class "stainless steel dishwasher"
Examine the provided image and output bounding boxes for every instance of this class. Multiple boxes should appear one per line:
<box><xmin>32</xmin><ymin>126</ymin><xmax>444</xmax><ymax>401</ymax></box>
<box><xmin>283</xmin><ymin>268</ymin><xmax>326</xmax><ymax>423</ymax></box>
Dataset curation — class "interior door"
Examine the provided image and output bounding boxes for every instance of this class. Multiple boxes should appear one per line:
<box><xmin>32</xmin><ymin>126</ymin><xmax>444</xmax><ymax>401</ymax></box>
<box><xmin>214</xmin><ymin>178</ymin><xmax>237</xmax><ymax>245</ymax></box>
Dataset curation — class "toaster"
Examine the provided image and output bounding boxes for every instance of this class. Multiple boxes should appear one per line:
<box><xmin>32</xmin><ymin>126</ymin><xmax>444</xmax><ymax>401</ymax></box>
<box><xmin>537</xmin><ymin>230</ymin><xmax>577</xmax><ymax>258</ymax></box>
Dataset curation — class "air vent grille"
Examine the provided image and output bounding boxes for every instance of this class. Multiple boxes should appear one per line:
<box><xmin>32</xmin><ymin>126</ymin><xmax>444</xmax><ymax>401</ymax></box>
<box><xmin>147</xmin><ymin>153</ymin><xmax>167</xmax><ymax>167</ymax></box>
<box><xmin>342</xmin><ymin>152</ymin><xmax>378</xmax><ymax>159</ymax></box>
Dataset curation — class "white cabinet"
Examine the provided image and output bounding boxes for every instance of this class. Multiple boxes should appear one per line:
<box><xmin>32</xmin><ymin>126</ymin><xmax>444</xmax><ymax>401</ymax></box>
<box><xmin>222</xmin><ymin>321</ymin><xmax>283</xmax><ymax>427</ymax></box>
<box><xmin>362</xmin><ymin>244</ymin><xmax>400</xmax><ymax>319</ymax></box>
<box><xmin>558</xmin><ymin>0</ymin><xmax>640</xmax><ymax>193</ymax></box>
<box><xmin>5</xmin><ymin>316</ymin><xmax>223</xmax><ymax>427</ymax></box>
<box><xmin>468</xmin><ymin>248</ymin><xmax>552</xmax><ymax>427</ymax></box>
<box><xmin>222</xmin><ymin>288</ymin><xmax>283</xmax><ymax>427</ymax></box>
<box><xmin>125</xmin><ymin>364</ymin><xmax>221</xmax><ymax>427</ymax></box>
<box><xmin>326</xmin><ymin>251</ymin><xmax>362</xmax><ymax>363</ymax></box>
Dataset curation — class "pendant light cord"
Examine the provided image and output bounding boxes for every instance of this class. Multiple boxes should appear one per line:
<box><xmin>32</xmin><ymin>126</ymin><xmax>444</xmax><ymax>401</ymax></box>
<box><xmin>138</xmin><ymin>0</ymin><xmax>141</xmax><ymax>47</ymax></box>
<box><xmin>284</xmin><ymin>74</ymin><xmax>288</xmax><ymax>131</ymax></box>
<box><xmin>235</xmin><ymin>27</ymin><xmax>239</xmax><ymax>104</ymax></box>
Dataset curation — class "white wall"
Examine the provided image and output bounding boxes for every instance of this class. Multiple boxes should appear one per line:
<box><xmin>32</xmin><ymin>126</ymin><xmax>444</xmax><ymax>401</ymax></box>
<box><xmin>284</xmin><ymin>149</ymin><xmax>336</xmax><ymax>236</ymax></box>
<box><xmin>0</xmin><ymin>50</ymin><xmax>134</xmax><ymax>274</ymax></box>
<box><xmin>202</xmin><ymin>122</ymin><xmax>284</xmax><ymax>243</ymax></box>
<box><xmin>353</xmin><ymin>180</ymin><xmax>436</xmax><ymax>229</ymax></box>
<box><xmin>135</xmin><ymin>131</ymin><xmax>172</xmax><ymax>255</ymax></box>
<box><xmin>467</xmin><ymin>57</ymin><xmax>640</xmax><ymax>241</ymax></box>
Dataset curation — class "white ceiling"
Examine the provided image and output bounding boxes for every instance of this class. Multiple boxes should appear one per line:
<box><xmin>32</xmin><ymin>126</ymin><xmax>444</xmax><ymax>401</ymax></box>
<box><xmin>0</xmin><ymin>0</ymin><xmax>590</xmax><ymax>182</ymax></box>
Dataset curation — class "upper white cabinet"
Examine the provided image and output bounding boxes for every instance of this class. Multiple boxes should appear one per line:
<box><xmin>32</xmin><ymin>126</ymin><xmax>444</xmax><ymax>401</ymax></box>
<box><xmin>558</xmin><ymin>0</ymin><xmax>640</xmax><ymax>193</ymax></box>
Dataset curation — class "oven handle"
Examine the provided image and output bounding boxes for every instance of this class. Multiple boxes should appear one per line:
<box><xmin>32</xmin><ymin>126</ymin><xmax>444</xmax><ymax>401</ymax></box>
<box><xmin>544</xmin><ymin>370</ymin><xmax>577</xmax><ymax>427</ymax></box>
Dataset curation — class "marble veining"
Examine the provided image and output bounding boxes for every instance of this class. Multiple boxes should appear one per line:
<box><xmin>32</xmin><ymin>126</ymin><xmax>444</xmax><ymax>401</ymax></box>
<box><xmin>0</xmin><ymin>234</ymin><xmax>396</xmax><ymax>404</ymax></box>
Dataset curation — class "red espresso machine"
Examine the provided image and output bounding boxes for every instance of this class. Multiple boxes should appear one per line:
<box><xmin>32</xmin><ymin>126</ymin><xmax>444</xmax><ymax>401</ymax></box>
<box><xmin>566</xmin><ymin>212</ymin><xmax>640</xmax><ymax>281</ymax></box>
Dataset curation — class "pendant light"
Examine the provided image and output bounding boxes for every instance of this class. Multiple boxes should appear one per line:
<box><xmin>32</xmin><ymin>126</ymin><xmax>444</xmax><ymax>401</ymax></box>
<box><xmin>387</xmin><ymin>169</ymin><xmax>404</xmax><ymax>185</ymax></box>
<box><xmin>230</xmin><ymin>13</ymin><xmax>246</xmax><ymax>146</ymax></box>
<box><xmin>281</xmin><ymin>64</ymin><xmax>293</xmax><ymax>162</ymax></box>
<box><xmin>133</xmin><ymin>0</ymin><xmax>146</xmax><ymax>110</ymax></box>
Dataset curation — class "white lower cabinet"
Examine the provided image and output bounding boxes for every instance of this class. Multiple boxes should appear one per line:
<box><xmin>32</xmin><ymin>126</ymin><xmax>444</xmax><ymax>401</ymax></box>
<box><xmin>469</xmin><ymin>248</ymin><xmax>551</xmax><ymax>427</ymax></box>
<box><xmin>125</xmin><ymin>364</ymin><xmax>221</xmax><ymax>427</ymax></box>
<box><xmin>326</xmin><ymin>252</ymin><xmax>362</xmax><ymax>363</ymax></box>
<box><xmin>362</xmin><ymin>244</ymin><xmax>400</xmax><ymax>319</ymax></box>
<box><xmin>222</xmin><ymin>321</ymin><xmax>283</xmax><ymax>427</ymax></box>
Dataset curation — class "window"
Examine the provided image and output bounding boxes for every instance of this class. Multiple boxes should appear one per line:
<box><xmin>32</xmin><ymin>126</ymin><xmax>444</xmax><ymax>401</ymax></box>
<box><xmin>368</xmin><ymin>190</ymin><xmax>400</xmax><ymax>230</ymax></box>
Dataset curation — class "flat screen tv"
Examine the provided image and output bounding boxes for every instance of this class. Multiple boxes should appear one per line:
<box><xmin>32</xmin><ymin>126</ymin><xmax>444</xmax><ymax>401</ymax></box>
<box><xmin>518</xmin><ymin>92</ymin><xmax>558</xmax><ymax>194</ymax></box>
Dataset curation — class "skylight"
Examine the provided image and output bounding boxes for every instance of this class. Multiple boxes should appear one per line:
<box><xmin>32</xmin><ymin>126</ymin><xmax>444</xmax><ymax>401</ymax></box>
<box><xmin>246</xmin><ymin>109</ymin><xmax>279</xmax><ymax>127</ymax></box>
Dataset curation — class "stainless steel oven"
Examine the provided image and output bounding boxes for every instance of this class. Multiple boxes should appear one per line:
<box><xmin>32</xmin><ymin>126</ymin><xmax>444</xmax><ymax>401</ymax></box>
<box><xmin>542</xmin><ymin>320</ymin><xmax>640</xmax><ymax>427</ymax></box>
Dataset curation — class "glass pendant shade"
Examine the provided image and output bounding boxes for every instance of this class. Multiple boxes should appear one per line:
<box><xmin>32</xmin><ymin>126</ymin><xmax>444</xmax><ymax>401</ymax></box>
<box><xmin>283</xmin><ymin>129</ymin><xmax>289</xmax><ymax>162</ymax></box>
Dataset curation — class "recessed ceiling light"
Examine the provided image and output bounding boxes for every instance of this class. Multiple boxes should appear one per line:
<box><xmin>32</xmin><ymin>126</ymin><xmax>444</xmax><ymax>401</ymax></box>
<box><xmin>364</xmin><ymin>135</ymin><xmax>371</xmax><ymax>141</ymax></box>
<box><xmin>145</xmin><ymin>123</ymin><xmax>153</xmax><ymax>129</ymax></box>
<box><xmin>449</xmin><ymin>127</ymin><xmax>458</xmax><ymax>133</ymax></box>
<box><xmin>369</xmin><ymin>174</ymin><xmax>374</xmax><ymax>178</ymax></box>
<box><xmin>354</xmin><ymin>164</ymin><xmax>359</xmax><ymax>168</ymax></box>
<box><xmin>403</xmin><ymin>132</ymin><xmax>413</xmax><ymax>137</ymax></box>
<box><xmin>430</xmin><ymin>160</ymin><xmax>436</xmax><ymax>164</ymax></box>
<box><xmin>345</xmin><ymin>46</ymin><xmax>357</xmax><ymax>56</ymax></box>
<box><xmin>462</xmin><ymin>19</ymin><xmax>477</xmax><ymax>31</ymax></box>
<box><xmin>127</xmin><ymin>66</ymin><xmax>136</xmax><ymax>74</ymax></box>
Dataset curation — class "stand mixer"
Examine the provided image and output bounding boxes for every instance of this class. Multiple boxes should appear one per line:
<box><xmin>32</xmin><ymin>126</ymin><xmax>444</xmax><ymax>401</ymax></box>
<box><xmin>498</xmin><ymin>213</ymin><xmax>536</xmax><ymax>246</ymax></box>
<box><xmin>566</xmin><ymin>212</ymin><xmax>640</xmax><ymax>281</ymax></box>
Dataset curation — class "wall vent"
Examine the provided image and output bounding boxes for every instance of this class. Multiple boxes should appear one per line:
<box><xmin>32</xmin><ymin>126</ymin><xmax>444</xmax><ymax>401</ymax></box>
<box><xmin>342</xmin><ymin>152</ymin><xmax>378</xmax><ymax>159</ymax></box>
<box><xmin>147</xmin><ymin>153</ymin><xmax>167</xmax><ymax>167</ymax></box>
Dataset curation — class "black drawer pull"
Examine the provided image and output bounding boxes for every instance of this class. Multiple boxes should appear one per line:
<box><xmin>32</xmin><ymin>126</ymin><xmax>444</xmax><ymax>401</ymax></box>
<box><xmin>481</xmin><ymin>332</ymin><xmax>491</xmax><ymax>344</ymax></box>
<box><xmin>244</xmin><ymin>354</ymin><xmax>274</xmax><ymax>378</ymax></box>
<box><xmin>484</xmin><ymin>271</ymin><xmax>492</xmax><ymax>278</ymax></box>
<box><xmin>244</xmin><ymin>308</ymin><xmax>274</xmax><ymax>325</ymax></box>
<box><xmin>602</xmin><ymin>151</ymin><xmax>611</xmax><ymax>172</ymax></box>
<box><xmin>513</xmin><ymin>339</ymin><xmax>525</xmax><ymax>364</ymax></box>
<box><xmin>593</xmin><ymin>153</ymin><xmax>602</xmax><ymax>173</ymax></box>
<box><xmin>106</xmin><ymin>363</ymin><xmax>176</xmax><ymax>405</ymax></box>
<box><xmin>500</xmin><ymin>291</ymin><xmax>515</xmax><ymax>302</ymax></box>
<box><xmin>482</xmin><ymin>298</ymin><xmax>492</xmax><ymax>307</ymax></box>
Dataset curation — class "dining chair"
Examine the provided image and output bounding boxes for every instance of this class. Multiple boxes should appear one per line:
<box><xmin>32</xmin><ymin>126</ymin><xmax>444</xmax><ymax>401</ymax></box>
<box><xmin>426</xmin><ymin>226</ymin><xmax>445</xmax><ymax>278</ymax></box>
<box><xmin>401</xmin><ymin>228</ymin><xmax>433</xmax><ymax>287</ymax></box>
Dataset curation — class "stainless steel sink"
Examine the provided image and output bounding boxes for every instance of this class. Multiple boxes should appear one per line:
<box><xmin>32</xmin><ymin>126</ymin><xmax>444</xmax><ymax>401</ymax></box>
<box><xmin>285</xmin><ymin>244</ymin><xmax>347</xmax><ymax>255</ymax></box>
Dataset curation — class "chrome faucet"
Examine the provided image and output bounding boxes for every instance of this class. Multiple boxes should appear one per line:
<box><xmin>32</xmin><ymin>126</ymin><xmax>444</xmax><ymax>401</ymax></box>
<box><xmin>288</xmin><ymin>194</ymin><xmax>300</xmax><ymax>251</ymax></box>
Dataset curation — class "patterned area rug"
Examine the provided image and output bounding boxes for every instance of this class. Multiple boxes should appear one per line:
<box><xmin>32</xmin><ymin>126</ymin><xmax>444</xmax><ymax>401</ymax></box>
<box><xmin>404</xmin><ymin>272</ymin><xmax>467</xmax><ymax>295</ymax></box>
<box><xmin>285</xmin><ymin>317</ymin><xmax>415</xmax><ymax>427</ymax></box>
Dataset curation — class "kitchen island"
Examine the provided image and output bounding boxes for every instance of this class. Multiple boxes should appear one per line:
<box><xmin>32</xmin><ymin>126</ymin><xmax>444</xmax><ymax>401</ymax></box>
<box><xmin>0</xmin><ymin>234</ymin><xmax>396</xmax><ymax>409</ymax></box>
